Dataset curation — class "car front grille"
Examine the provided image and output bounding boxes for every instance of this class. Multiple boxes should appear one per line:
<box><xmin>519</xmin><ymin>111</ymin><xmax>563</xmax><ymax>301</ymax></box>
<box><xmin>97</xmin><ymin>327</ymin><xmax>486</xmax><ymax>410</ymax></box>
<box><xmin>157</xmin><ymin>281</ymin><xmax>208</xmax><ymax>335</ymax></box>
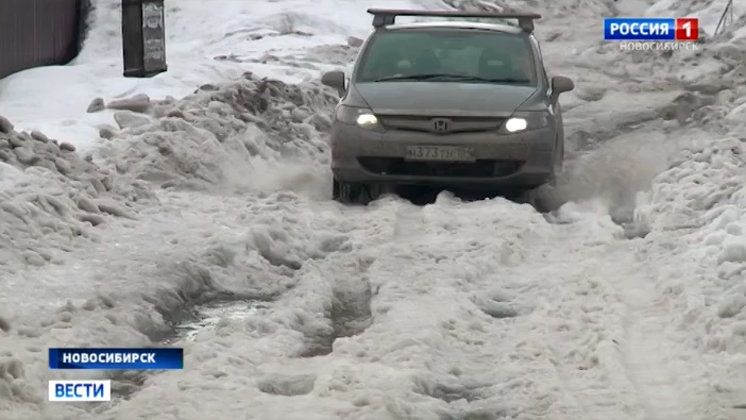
<box><xmin>357</xmin><ymin>157</ymin><xmax>523</xmax><ymax>178</ymax></box>
<box><xmin>378</xmin><ymin>116</ymin><xmax>505</xmax><ymax>134</ymax></box>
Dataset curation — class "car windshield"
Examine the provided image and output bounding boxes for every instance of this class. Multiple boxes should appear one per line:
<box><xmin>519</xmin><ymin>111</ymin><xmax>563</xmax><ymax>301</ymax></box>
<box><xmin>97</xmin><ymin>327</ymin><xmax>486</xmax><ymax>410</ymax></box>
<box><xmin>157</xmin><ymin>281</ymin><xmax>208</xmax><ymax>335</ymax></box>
<box><xmin>355</xmin><ymin>28</ymin><xmax>537</xmax><ymax>85</ymax></box>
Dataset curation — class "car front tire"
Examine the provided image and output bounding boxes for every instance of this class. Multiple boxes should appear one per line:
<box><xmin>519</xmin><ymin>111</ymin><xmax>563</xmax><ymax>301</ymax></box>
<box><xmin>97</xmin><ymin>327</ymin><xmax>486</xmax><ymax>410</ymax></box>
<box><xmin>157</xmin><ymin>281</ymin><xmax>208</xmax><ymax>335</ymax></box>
<box><xmin>524</xmin><ymin>133</ymin><xmax>566</xmax><ymax>212</ymax></box>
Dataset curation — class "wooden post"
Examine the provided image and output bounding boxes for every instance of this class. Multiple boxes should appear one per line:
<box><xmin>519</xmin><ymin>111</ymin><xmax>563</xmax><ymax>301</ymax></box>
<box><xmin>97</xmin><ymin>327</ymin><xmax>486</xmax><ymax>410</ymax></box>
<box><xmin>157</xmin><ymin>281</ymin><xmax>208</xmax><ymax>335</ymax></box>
<box><xmin>122</xmin><ymin>0</ymin><xmax>167</xmax><ymax>78</ymax></box>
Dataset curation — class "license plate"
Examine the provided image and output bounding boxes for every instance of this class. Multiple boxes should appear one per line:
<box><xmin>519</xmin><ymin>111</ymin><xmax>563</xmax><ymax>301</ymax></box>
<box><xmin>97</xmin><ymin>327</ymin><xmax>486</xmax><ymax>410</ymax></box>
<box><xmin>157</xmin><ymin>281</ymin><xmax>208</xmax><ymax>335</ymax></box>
<box><xmin>405</xmin><ymin>146</ymin><xmax>475</xmax><ymax>162</ymax></box>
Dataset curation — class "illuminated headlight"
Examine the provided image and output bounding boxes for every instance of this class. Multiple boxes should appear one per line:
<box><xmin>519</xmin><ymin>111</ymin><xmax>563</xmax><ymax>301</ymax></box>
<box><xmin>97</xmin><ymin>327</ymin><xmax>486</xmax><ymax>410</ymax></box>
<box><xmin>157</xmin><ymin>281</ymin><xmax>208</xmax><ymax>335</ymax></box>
<box><xmin>356</xmin><ymin>113</ymin><xmax>378</xmax><ymax>128</ymax></box>
<box><xmin>503</xmin><ymin>112</ymin><xmax>550</xmax><ymax>133</ymax></box>
<box><xmin>505</xmin><ymin>118</ymin><xmax>527</xmax><ymax>133</ymax></box>
<box><xmin>336</xmin><ymin>105</ymin><xmax>380</xmax><ymax>130</ymax></box>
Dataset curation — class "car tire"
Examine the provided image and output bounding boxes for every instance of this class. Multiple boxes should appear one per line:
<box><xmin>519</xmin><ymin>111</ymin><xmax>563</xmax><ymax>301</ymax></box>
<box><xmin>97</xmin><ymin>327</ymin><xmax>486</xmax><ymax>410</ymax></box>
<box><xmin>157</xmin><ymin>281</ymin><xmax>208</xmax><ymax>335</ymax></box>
<box><xmin>332</xmin><ymin>178</ymin><xmax>379</xmax><ymax>205</ymax></box>
<box><xmin>527</xmin><ymin>183</ymin><xmax>565</xmax><ymax>213</ymax></box>
<box><xmin>524</xmin><ymin>134</ymin><xmax>566</xmax><ymax>212</ymax></box>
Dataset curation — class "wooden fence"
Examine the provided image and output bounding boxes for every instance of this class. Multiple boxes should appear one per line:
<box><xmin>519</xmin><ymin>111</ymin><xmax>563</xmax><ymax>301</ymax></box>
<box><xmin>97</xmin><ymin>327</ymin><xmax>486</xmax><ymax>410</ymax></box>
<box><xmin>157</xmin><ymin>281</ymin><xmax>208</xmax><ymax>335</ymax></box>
<box><xmin>0</xmin><ymin>0</ymin><xmax>90</xmax><ymax>79</ymax></box>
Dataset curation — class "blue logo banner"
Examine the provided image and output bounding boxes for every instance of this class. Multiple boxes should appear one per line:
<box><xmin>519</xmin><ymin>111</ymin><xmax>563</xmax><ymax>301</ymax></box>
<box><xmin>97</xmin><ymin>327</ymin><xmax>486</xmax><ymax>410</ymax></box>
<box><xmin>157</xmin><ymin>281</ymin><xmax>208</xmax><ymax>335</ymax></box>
<box><xmin>49</xmin><ymin>348</ymin><xmax>184</xmax><ymax>370</ymax></box>
<box><xmin>604</xmin><ymin>18</ymin><xmax>677</xmax><ymax>41</ymax></box>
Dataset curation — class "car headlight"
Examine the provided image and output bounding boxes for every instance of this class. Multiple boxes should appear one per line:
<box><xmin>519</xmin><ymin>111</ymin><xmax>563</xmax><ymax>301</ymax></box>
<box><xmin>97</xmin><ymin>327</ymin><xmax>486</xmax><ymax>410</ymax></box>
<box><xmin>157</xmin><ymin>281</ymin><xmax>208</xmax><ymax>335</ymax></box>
<box><xmin>503</xmin><ymin>111</ymin><xmax>550</xmax><ymax>133</ymax></box>
<box><xmin>356</xmin><ymin>113</ymin><xmax>378</xmax><ymax>128</ymax></box>
<box><xmin>336</xmin><ymin>105</ymin><xmax>380</xmax><ymax>129</ymax></box>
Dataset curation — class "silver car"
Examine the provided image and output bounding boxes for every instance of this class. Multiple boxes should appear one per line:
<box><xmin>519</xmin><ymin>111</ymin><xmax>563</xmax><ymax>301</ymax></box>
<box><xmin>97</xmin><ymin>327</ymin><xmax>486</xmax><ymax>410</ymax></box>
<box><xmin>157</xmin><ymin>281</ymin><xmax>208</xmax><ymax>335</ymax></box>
<box><xmin>322</xmin><ymin>9</ymin><xmax>575</xmax><ymax>203</ymax></box>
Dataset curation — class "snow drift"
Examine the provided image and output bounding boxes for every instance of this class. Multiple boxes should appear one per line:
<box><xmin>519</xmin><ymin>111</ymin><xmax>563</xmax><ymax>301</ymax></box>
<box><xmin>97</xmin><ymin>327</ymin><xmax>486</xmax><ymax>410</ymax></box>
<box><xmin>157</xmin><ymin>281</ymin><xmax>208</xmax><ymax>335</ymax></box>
<box><xmin>0</xmin><ymin>73</ymin><xmax>339</xmax><ymax>272</ymax></box>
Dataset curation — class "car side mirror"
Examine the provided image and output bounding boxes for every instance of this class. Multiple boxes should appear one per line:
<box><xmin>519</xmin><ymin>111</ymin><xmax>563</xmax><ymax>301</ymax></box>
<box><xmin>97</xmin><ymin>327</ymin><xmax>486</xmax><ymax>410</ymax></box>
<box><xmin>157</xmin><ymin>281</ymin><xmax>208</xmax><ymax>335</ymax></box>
<box><xmin>551</xmin><ymin>76</ymin><xmax>574</xmax><ymax>94</ymax></box>
<box><xmin>322</xmin><ymin>70</ymin><xmax>346</xmax><ymax>96</ymax></box>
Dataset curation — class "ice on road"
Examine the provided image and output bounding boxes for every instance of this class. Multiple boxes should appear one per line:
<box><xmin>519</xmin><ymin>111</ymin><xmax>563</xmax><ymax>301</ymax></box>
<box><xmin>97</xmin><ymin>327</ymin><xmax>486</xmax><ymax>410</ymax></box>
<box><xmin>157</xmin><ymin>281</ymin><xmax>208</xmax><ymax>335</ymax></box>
<box><xmin>1</xmin><ymin>0</ymin><xmax>746</xmax><ymax>419</ymax></box>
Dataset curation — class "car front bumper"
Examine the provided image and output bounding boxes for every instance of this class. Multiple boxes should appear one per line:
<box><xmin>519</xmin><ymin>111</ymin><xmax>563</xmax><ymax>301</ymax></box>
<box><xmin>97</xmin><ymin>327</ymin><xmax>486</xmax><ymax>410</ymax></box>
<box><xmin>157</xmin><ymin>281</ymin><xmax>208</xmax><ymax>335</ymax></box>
<box><xmin>330</xmin><ymin>123</ymin><xmax>557</xmax><ymax>189</ymax></box>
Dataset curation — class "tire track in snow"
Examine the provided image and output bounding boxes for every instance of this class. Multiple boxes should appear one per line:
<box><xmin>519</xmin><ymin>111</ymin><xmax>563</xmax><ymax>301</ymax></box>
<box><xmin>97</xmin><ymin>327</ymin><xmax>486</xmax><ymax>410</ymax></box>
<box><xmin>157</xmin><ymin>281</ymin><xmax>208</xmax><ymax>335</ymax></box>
<box><xmin>591</xmin><ymin>239</ymin><xmax>741</xmax><ymax>420</ymax></box>
<box><xmin>354</xmin><ymin>199</ymin><xmax>641</xmax><ymax>419</ymax></box>
<box><xmin>545</xmin><ymin>239</ymin><xmax>718</xmax><ymax>420</ymax></box>
<box><xmin>620</xmin><ymin>295</ymin><xmax>684</xmax><ymax>420</ymax></box>
<box><xmin>531</xmin><ymin>226</ymin><xmax>646</xmax><ymax>420</ymax></box>
<box><xmin>614</xmin><ymin>266</ymin><xmax>735</xmax><ymax>420</ymax></box>
<box><xmin>392</xmin><ymin>200</ymin><xmax>427</xmax><ymax>243</ymax></box>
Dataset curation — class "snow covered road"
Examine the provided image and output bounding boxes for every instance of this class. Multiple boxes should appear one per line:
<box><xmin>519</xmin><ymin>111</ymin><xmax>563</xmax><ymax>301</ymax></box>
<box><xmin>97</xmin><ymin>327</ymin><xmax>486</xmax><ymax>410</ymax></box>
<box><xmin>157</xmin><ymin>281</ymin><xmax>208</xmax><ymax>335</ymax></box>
<box><xmin>2</xmin><ymin>0</ymin><xmax>746</xmax><ymax>419</ymax></box>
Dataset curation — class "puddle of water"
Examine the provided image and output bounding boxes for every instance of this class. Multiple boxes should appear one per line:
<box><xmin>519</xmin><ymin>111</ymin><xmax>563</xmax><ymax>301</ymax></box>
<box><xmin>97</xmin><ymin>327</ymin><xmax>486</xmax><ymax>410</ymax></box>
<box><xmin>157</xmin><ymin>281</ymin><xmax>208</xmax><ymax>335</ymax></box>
<box><xmin>174</xmin><ymin>300</ymin><xmax>266</xmax><ymax>341</ymax></box>
<box><xmin>105</xmin><ymin>301</ymin><xmax>265</xmax><ymax>402</ymax></box>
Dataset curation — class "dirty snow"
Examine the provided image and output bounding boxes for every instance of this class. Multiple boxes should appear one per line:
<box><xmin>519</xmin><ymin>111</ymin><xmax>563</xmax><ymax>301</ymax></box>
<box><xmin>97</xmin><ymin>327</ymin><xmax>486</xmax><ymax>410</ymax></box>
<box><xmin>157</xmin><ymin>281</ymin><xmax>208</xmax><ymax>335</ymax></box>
<box><xmin>1</xmin><ymin>0</ymin><xmax>746</xmax><ymax>419</ymax></box>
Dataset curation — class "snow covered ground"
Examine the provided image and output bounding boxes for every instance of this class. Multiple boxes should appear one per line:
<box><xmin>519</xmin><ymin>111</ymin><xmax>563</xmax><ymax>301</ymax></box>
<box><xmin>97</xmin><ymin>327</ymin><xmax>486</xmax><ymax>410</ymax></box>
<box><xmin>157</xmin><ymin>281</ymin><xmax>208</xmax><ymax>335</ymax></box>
<box><xmin>1</xmin><ymin>0</ymin><xmax>746</xmax><ymax>419</ymax></box>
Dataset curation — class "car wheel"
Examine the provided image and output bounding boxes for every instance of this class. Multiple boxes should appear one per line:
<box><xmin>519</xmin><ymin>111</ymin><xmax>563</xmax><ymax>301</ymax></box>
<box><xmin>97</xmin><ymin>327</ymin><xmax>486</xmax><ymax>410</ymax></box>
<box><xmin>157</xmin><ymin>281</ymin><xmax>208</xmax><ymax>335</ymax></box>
<box><xmin>526</xmin><ymin>183</ymin><xmax>565</xmax><ymax>213</ymax></box>
<box><xmin>332</xmin><ymin>178</ymin><xmax>379</xmax><ymax>204</ymax></box>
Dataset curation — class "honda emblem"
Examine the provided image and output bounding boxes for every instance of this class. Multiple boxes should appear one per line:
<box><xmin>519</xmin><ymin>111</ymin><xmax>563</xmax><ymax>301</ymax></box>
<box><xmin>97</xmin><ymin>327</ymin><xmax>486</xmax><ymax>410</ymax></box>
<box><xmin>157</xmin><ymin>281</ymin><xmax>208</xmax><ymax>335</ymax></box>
<box><xmin>432</xmin><ymin>118</ymin><xmax>450</xmax><ymax>133</ymax></box>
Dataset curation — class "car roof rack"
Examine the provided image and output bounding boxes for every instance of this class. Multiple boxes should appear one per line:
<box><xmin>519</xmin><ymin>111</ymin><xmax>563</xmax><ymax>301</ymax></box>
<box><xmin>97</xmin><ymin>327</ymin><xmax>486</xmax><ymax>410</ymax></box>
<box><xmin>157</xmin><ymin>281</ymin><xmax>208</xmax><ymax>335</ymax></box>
<box><xmin>367</xmin><ymin>8</ymin><xmax>542</xmax><ymax>33</ymax></box>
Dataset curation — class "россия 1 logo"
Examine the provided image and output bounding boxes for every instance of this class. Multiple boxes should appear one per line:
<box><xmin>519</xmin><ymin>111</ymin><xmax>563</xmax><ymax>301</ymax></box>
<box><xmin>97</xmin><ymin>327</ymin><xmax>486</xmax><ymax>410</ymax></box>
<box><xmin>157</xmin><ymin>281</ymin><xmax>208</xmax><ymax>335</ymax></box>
<box><xmin>603</xmin><ymin>17</ymin><xmax>699</xmax><ymax>51</ymax></box>
<box><xmin>604</xmin><ymin>17</ymin><xmax>698</xmax><ymax>41</ymax></box>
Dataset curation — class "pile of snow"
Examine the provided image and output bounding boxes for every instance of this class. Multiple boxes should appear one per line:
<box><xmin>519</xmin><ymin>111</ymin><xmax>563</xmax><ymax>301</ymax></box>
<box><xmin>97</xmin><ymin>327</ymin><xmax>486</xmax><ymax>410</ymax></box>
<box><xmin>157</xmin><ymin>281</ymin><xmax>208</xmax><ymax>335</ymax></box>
<box><xmin>0</xmin><ymin>115</ymin><xmax>151</xmax><ymax>273</ymax></box>
<box><xmin>632</xmin><ymin>134</ymin><xmax>746</xmax><ymax>401</ymax></box>
<box><xmin>92</xmin><ymin>73</ymin><xmax>339</xmax><ymax>194</ymax></box>
<box><xmin>0</xmin><ymin>72</ymin><xmax>339</xmax><ymax>276</ymax></box>
<box><xmin>622</xmin><ymin>1</ymin><xmax>746</xmax><ymax>399</ymax></box>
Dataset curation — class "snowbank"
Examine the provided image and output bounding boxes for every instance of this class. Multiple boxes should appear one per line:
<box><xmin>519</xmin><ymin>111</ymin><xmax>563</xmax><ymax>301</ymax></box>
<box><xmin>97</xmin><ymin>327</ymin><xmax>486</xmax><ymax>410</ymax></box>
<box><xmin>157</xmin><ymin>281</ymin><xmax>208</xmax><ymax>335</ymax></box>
<box><xmin>94</xmin><ymin>74</ymin><xmax>339</xmax><ymax>194</ymax></box>
<box><xmin>632</xmin><ymin>132</ymin><xmax>746</xmax><ymax>408</ymax></box>
<box><xmin>0</xmin><ymin>115</ymin><xmax>151</xmax><ymax>273</ymax></box>
<box><xmin>0</xmin><ymin>72</ymin><xmax>338</xmax><ymax>272</ymax></box>
<box><xmin>629</xmin><ymin>22</ymin><xmax>746</xmax><ymax>403</ymax></box>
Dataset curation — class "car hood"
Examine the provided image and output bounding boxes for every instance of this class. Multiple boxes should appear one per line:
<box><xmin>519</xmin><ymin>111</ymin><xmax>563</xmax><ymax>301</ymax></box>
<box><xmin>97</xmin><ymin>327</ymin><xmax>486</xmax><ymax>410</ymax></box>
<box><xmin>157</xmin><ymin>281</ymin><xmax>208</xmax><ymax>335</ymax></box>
<box><xmin>354</xmin><ymin>82</ymin><xmax>537</xmax><ymax>117</ymax></box>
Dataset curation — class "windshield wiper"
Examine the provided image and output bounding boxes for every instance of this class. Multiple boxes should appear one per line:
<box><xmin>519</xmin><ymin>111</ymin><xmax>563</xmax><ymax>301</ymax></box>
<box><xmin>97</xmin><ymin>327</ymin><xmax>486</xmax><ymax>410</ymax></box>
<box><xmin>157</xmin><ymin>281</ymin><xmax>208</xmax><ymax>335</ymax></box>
<box><xmin>374</xmin><ymin>73</ymin><xmax>454</xmax><ymax>82</ymax></box>
<box><xmin>374</xmin><ymin>73</ymin><xmax>531</xmax><ymax>84</ymax></box>
<box><xmin>455</xmin><ymin>76</ymin><xmax>532</xmax><ymax>84</ymax></box>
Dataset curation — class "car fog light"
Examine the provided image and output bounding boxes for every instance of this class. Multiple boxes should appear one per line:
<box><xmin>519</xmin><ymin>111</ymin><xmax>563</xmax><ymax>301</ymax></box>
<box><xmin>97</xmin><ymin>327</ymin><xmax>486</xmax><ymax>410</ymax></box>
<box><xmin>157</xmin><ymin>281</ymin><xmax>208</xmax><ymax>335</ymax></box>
<box><xmin>505</xmin><ymin>118</ymin><xmax>527</xmax><ymax>133</ymax></box>
<box><xmin>356</xmin><ymin>114</ymin><xmax>378</xmax><ymax>127</ymax></box>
